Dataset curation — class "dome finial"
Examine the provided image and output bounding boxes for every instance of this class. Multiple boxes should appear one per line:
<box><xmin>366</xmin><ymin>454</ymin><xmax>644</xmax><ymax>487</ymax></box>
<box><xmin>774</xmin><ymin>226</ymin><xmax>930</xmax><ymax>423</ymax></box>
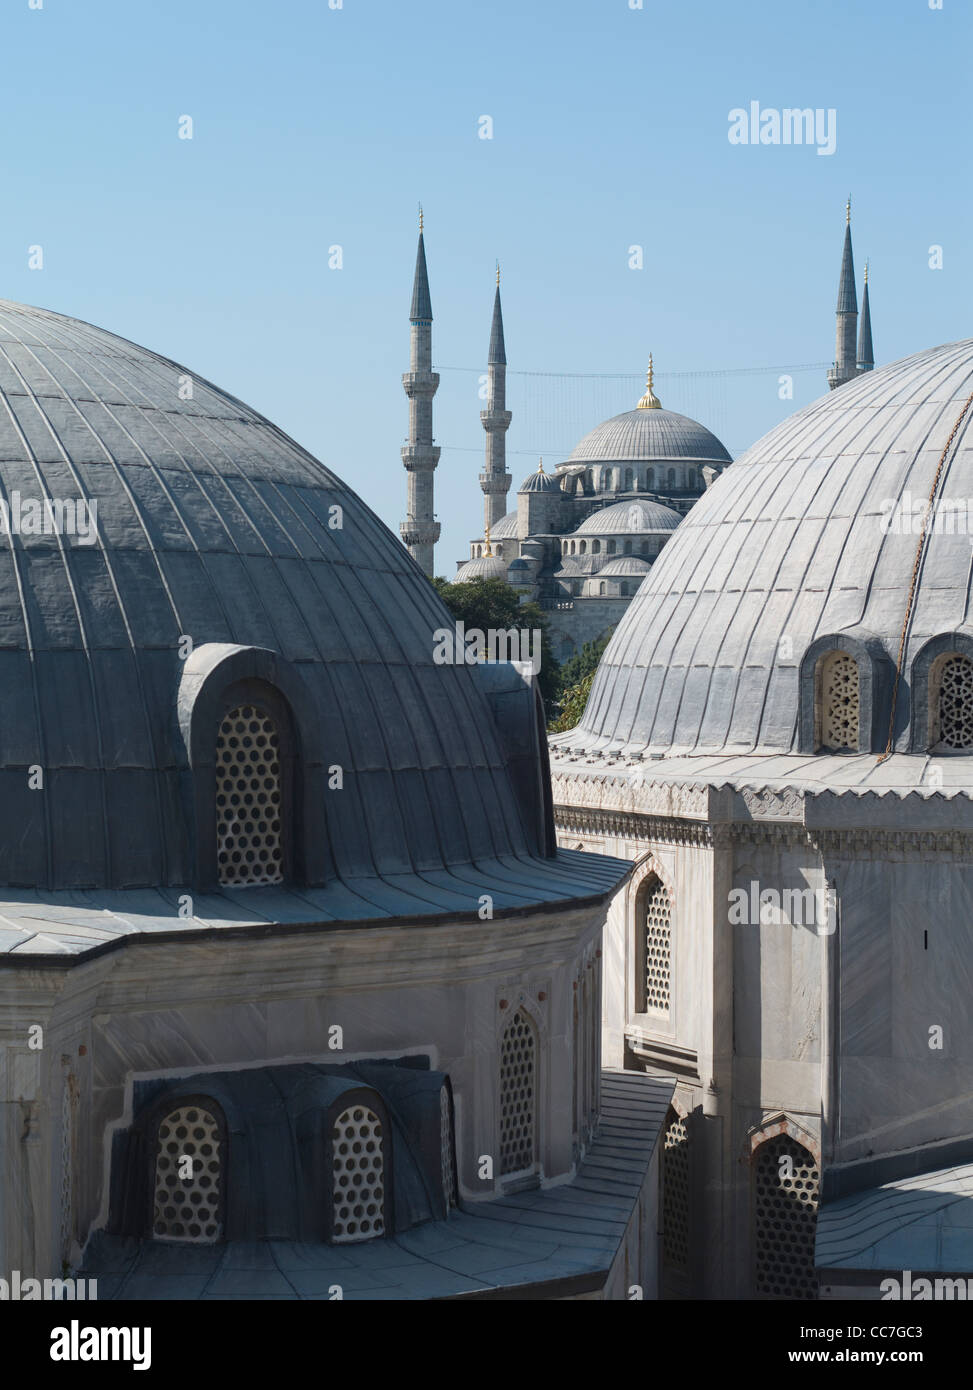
<box><xmin>538</xmin><ymin>457</ymin><xmax>544</xmax><ymax>473</ymax></box>
<box><xmin>637</xmin><ymin>353</ymin><xmax>662</xmax><ymax>409</ymax></box>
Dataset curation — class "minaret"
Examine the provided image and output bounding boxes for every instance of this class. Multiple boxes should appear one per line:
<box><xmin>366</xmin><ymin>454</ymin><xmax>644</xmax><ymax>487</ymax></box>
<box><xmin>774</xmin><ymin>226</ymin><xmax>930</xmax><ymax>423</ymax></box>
<box><xmin>857</xmin><ymin>260</ymin><xmax>874</xmax><ymax>373</ymax></box>
<box><xmin>479</xmin><ymin>264</ymin><xmax>512</xmax><ymax>533</ymax></box>
<box><xmin>399</xmin><ymin>209</ymin><xmax>441</xmax><ymax>577</ymax></box>
<box><xmin>827</xmin><ymin>199</ymin><xmax>859</xmax><ymax>390</ymax></box>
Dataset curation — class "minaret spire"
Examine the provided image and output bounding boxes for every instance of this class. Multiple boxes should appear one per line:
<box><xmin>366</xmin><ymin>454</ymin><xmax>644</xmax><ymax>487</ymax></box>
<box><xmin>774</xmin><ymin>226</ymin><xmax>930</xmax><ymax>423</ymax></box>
<box><xmin>479</xmin><ymin>265</ymin><xmax>512</xmax><ymax>533</ymax></box>
<box><xmin>400</xmin><ymin>210</ymin><xmax>441</xmax><ymax>577</ymax></box>
<box><xmin>857</xmin><ymin>259</ymin><xmax>874</xmax><ymax>372</ymax></box>
<box><xmin>828</xmin><ymin>198</ymin><xmax>860</xmax><ymax>389</ymax></box>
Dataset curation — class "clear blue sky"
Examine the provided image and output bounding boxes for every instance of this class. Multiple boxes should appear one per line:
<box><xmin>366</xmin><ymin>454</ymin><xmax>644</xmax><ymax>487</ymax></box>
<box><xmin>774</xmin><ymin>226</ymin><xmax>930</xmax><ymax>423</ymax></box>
<box><xmin>2</xmin><ymin>0</ymin><xmax>968</xmax><ymax>569</ymax></box>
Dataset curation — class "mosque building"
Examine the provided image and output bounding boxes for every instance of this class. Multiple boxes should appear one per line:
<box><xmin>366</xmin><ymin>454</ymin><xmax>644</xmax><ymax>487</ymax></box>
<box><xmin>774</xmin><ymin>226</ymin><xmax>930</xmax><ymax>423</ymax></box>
<box><xmin>549</xmin><ymin>300</ymin><xmax>973</xmax><ymax>1300</ymax></box>
<box><xmin>0</xmin><ymin>298</ymin><xmax>671</xmax><ymax>1301</ymax></box>
<box><xmin>402</xmin><ymin>205</ymin><xmax>874</xmax><ymax>667</ymax></box>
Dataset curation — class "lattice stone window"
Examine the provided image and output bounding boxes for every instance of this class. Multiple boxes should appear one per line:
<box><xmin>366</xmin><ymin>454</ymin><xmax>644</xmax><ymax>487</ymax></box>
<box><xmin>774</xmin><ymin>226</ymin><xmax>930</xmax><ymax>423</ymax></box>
<box><xmin>753</xmin><ymin>1134</ymin><xmax>820</xmax><ymax>1300</ymax></box>
<box><xmin>216</xmin><ymin>704</ymin><xmax>283</xmax><ymax>886</ymax></box>
<box><xmin>440</xmin><ymin>1087</ymin><xmax>456</xmax><ymax>1210</ymax></box>
<box><xmin>662</xmin><ymin>1110</ymin><xmax>690</xmax><ymax>1272</ymax></box>
<box><xmin>153</xmin><ymin>1105</ymin><xmax>222</xmax><ymax>1242</ymax></box>
<box><xmin>819</xmin><ymin>652</ymin><xmax>859</xmax><ymax>750</ymax></box>
<box><xmin>641</xmin><ymin>875</ymin><xmax>672</xmax><ymax>1013</ymax></box>
<box><xmin>499</xmin><ymin>1009</ymin><xmax>537</xmax><ymax>1176</ymax></box>
<box><xmin>332</xmin><ymin>1104</ymin><xmax>385</xmax><ymax>1243</ymax></box>
<box><xmin>937</xmin><ymin>655</ymin><xmax>973</xmax><ymax>749</ymax></box>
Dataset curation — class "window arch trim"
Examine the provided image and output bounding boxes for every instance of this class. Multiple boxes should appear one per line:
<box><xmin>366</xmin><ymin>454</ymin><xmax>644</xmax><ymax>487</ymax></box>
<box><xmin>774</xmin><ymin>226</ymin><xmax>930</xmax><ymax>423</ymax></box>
<box><xmin>798</xmin><ymin>631</ymin><xmax>891</xmax><ymax>754</ymax></box>
<box><xmin>145</xmin><ymin>1093</ymin><xmax>228</xmax><ymax>1244</ymax></box>
<box><xmin>325</xmin><ymin>1088</ymin><xmax>391</xmax><ymax>1245</ymax></box>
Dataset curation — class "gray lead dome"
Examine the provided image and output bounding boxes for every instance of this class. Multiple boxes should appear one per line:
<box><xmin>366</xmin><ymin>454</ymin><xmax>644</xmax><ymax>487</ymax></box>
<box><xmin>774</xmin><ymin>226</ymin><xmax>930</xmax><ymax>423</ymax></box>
<box><xmin>567</xmin><ymin>407</ymin><xmax>732</xmax><ymax>465</ymax></box>
<box><xmin>0</xmin><ymin>299</ymin><xmax>552</xmax><ymax>890</ymax></box>
<box><xmin>573</xmin><ymin>339</ymin><xmax>973</xmax><ymax>755</ymax></box>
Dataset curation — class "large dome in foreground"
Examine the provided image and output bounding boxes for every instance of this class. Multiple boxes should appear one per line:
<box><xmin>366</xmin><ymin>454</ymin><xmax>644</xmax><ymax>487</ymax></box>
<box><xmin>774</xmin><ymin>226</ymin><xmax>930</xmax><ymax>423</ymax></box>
<box><xmin>570</xmin><ymin>339</ymin><xmax>973</xmax><ymax>755</ymax></box>
<box><xmin>0</xmin><ymin>300</ymin><xmax>548</xmax><ymax>891</ymax></box>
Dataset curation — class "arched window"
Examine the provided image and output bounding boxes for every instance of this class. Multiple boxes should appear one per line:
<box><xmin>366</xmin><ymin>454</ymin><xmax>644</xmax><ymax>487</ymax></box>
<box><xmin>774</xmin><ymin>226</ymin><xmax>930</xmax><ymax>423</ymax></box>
<box><xmin>625</xmin><ymin>467</ymin><xmax>633</xmax><ymax>490</ymax></box>
<box><xmin>624</xmin><ymin>540</ymin><xmax>632</xmax><ymax>555</ymax></box>
<box><xmin>440</xmin><ymin>1086</ymin><xmax>456</xmax><ymax>1211</ymax></box>
<box><xmin>607</xmin><ymin>539</ymin><xmax>616</xmax><ymax>555</ymax></box>
<box><xmin>661</xmin><ymin>1107</ymin><xmax>691</xmax><ymax>1294</ymax></box>
<box><xmin>646</xmin><ymin>468</ymin><xmax>655</xmax><ymax>489</ymax></box>
<box><xmin>667</xmin><ymin>467</ymin><xmax>676</xmax><ymax>488</ymax></box>
<box><xmin>620</xmin><ymin>582</ymin><xmax>629</xmax><ymax>596</ymax></box>
<box><xmin>152</xmin><ymin>1104</ymin><xmax>223</xmax><ymax>1243</ymax></box>
<box><xmin>592</xmin><ymin>539</ymin><xmax>601</xmax><ymax>554</ymax></box>
<box><xmin>818</xmin><ymin>651</ymin><xmax>859</xmax><ymax>750</ymax></box>
<box><xmin>752</xmin><ymin>1134</ymin><xmax>819</xmax><ymax>1300</ymax></box>
<box><xmin>599</xmin><ymin>581</ymin><xmax>606</xmax><ymax>595</ymax></box>
<box><xmin>640</xmin><ymin>540</ymin><xmax>649</xmax><ymax>555</ymax></box>
<box><xmin>637</xmin><ymin>873</ymin><xmax>672</xmax><ymax>1014</ymax></box>
<box><xmin>499</xmin><ymin>1008</ymin><xmax>538</xmax><ymax>1177</ymax></box>
<box><xmin>935</xmin><ymin>654</ymin><xmax>973</xmax><ymax>749</ymax></box>
<box><xmin>331</xmin><ymin>1103</ymin><xmax>386</xmax><ymax>1243</ymax></box>
<box><xmin>216</xmin><ymin>704</ymin><xmax>284</xmax><ymax>886</ymax></box>
<box><xmin>579</xmin><ymin>540</ymin><xmax>587</xmax><ymax>555</ymax></box>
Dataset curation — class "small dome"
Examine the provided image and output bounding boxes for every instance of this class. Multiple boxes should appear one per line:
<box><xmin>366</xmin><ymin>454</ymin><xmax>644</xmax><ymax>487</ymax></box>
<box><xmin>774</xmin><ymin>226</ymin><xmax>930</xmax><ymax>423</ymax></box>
<box><xmin>490</xmin><ymin>510</ymin><xmax>519</xmax><ymax>539</ymax></box>
<box><xmin>507</xmin><ymin>557</ymin><xmax>529</xmax><ymax>570</ymax></box>
<box><xmin>596</xmin><ymin>556</ymin><xmax>652</xmax><ymax>577</ymax></box>
<box><xmin>519</xmin><ymin>465</ymin><xmax>560</xmax><ymax>494</ymax></box>
<box><xmin>567</xmin><ymin>408</ymin><xmax>731</xmax><ymax>466</ymax></box>
<box><xmin>574</xmin><ymin>499</ymin><xmax>682</xmax><ymax>535</ymax></box>
<box><xmin>454</xmin><ymin>554</ymin><xmax>508</xmax><ymax>583</ymax></box>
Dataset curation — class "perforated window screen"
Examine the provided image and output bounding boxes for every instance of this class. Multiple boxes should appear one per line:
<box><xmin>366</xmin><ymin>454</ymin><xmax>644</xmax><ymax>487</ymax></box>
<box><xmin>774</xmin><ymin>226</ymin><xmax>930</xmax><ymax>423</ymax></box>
<box><xmin>642</xmin><ymin>877</ymin><xmax>672</xmax><ymax>1013</ymax></box>
<box><xmin>440</xmin><ymin>1087</ymin><xmax>456</xmax><ymax>1210</ymax></box>
<box><xmin>938</xmin><ymin>655</ymin><xmax>973</xmax><ymax>749</ymax></box>
<box><xmin>820</xmin><ymin>652</ymin><xmax>859</xmax><ymax>750</ymax></box>
<box><xmin>216</xmin><ymin>704</ymin><xmax>283</xmax><ymax>886</ymax></box>
<box><xmin>153</xmin><ymin>1106</ymin><xmax>223</xmax><ymax>1242</ymax></box>
<box><xmin>332</xmin><ymin>1104</ymin><xmax>385</xmax><ymax>1243</ymax></box>
<box><xmin>753</xmin><ymin>1134</ymin><xmax>819</xmax><ymax>1300</ymax></box>
<box><xmin>499</xmin><ymin>1009</ymin><xmax>537</xmax><ymax>1176</ymax></box>
<box><xmin>662</xmin><ymin>1110</ymin><xmax>690</xmax><ymax>1272</ymax></box>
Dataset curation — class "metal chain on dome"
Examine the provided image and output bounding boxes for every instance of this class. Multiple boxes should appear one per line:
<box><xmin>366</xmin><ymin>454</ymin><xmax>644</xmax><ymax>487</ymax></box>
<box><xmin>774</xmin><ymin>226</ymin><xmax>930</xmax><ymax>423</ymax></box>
<box><xmin>879</xmin><ymin>387</ymin><xmax>973</xmax><ymax>762</ymax></box>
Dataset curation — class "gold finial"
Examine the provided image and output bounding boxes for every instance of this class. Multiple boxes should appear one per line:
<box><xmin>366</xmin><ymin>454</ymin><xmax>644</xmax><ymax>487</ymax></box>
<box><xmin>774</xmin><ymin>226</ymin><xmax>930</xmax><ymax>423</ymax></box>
<box><xmin>538</xmin><ymin>457</ymin><xmax>545</xmax><ymax>473</ymax></box>
<box><xmin>637</xmin><ymin>353</ymin><xmax>662</xmax><ymax>409</ymax></box>
<box><xmin>484</xmin><ymin>520</ymin><xmax>492</xmax><ymax>556</ymax></box>
<box><xmin>846</xmin><ymin>196</ymin><xmax>851</xmax><ymax>225</ymax></box>
<box><xmin>419</xmin><ymin>203</ymin><xmax>424</xmax><ymax>233</ymax></box>
<box><xmin>496</xmin><ymin>260</ymin><xmax>501</xmax><ymax>288</ymax></box>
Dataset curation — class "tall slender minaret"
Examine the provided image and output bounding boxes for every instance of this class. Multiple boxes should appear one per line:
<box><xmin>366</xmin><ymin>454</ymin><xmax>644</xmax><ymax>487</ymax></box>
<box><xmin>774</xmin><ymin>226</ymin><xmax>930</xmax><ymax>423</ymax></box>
<box><xmin>827</xmin><ymin>198</ymin><xmax>860</xmax><ymax>390</ymax></box>
<box><xmin>479</xmin><ymin>265</ymin><xmax>512</xmax><ymax>533</ymax></box>
<box><xmin>399</xmin><ymin>209</ymin><xmax>441</xmax><ymax>576</ymax></box>
<box><xmin>857</xmin><ymin>260</ymin><xmax>874</xmax><ymax>373</ymax></box>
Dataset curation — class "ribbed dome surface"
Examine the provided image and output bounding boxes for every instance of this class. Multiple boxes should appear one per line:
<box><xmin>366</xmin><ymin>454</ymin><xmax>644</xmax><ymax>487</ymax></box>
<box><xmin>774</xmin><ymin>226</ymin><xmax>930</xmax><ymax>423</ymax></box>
<box><xmin>568</xmin><ymin>407</ymin><xmax>731</xmax><ymax>464</ymax></box>
<box><xmin>0</xmin><ymin>300</ymin><xmax>541</xmax><ymax>889</ymax></box>
<box><xmin>454</xmin><ymin>554</ymin><xmax>507</xmax><ymax>582</ymax></box>
<box><xmin>489</xmin><ymin>509</ymin><xmax>518</xmax><ymax>538</ymax></box>
<box><xmin>574</xmin><ymin>340</ymin><xmax>973</xmax><ymax>755</ymax></box>
<box><xmin>596</xmin><ymin>556</ymin><xmax>652</xmax><ymax>577</ymax></box>
<box><xmin>574</xmin><ymin>498</ymin><xmax>682</xmax><ymax>534</ymax></box>
<box><xmin>518</xmin><ymin>467</ymin><xmax>560</xmax><ymax>493</ymax></box>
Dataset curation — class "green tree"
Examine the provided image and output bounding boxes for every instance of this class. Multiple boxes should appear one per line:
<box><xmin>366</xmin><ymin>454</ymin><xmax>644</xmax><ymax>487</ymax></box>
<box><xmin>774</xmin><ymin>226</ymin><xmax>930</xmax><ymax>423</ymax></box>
<box><xmin>432</xmin><ymin>576</ymin><xmax>560</xmax><ymax>717</ymax></box>
<box><xmin>549</xmin><ymin>628</ymin><xmax>615</xmax><ymax>733</ymax></box>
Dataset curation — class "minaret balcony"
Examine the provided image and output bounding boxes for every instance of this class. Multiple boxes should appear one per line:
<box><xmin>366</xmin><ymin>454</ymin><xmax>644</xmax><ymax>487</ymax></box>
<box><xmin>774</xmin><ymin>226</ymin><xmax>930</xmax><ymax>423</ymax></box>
<box><xmin>401</xmin><ymin>445</ymin><xmax>441</xmax><ymax>471</ymax></box>
<box><xmin>401</xmin><ymin>372</ymin><xmax>440</xmax><ymax>397</ymax></box>
<box><xmin>479</xmin><ymin>472</ymin><xmax>512</xmax><ymax>494</ymax></box>
<box><xmin>480</xmin><ymin>409</ymin><xmax>512</xmax><ymax>431</ymax></box>
<box><xmin>400</xmin><ymin>519</ymin><xmax>441</xmax><ymax>546</ymax></box>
